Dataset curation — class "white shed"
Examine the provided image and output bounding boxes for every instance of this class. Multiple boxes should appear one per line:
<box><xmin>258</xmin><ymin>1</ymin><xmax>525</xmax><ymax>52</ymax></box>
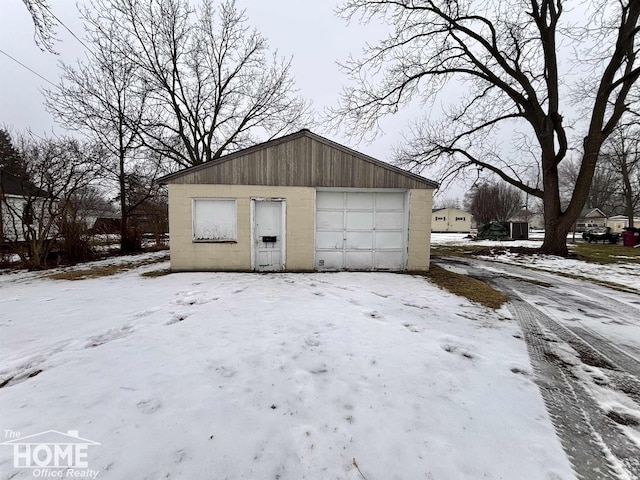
<box><xmin>431</xmin><ymin>208</ymin><xmax>472</xmax><ymax>233</ymax></box>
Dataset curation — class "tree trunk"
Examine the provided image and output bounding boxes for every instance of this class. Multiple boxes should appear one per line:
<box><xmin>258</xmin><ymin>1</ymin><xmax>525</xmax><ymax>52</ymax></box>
<box><xmin>539</xmin><ymin>135</ymin><xmax>604</xmax><ymax>255</ymax></box>
<box><xmin>541</xmin><ymin>221</ymin><xmax>573</xmax><ymax>255</ymax></box>
<box><xmin>118</xmin><ymin>153</ymin><xmax>132</xmax><ymax>253</ymax></box>
<box><xmin>29</xmin><ymin>239</ymin><xmax>42</xmax><ymax>269</ymax></box>
<box><xmin>539</xmin><ymin>149</ymin><xmax>574</xmax><ymax>255</ymax></box>
<box><xmin>120</xmin><ymin>208</ymin><xmax>131</xmax><ymax>253</ymax></box>
<box><xmin>621</xmin><ymin>160</ymin><xmax>635</xmax><ymax>228</ymax></box>
<box><xmin>540</xmin><ymin>207</ymin><xmax>573</xmax><ymax>256</ymax></box>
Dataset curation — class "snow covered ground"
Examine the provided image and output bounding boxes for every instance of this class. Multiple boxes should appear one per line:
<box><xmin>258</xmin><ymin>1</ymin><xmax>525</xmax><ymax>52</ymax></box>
<box><xmin>432</xmin><ymin>233</ymin><xmax>640</xmax><ymax>292</ymax></box>
<box><xmin>0</xmin><ymin>260</ymin><xmax>575</xmax><ymax>479</ymax></box>
<box><xmin>431</xmin><ymin>232</ymin><xmax>546</xmax><ymax>249</ymax></box>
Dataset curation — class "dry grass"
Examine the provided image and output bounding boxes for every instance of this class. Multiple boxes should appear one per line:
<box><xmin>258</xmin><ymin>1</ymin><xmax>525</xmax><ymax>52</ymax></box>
<box><xmin>423</xmin><ymin>264</ymin><xmax>509</xmax><ymax>309</ymax></box>
<box><xmin>49</xmin><ymin>264</ymin><xmax>131</xmax><ymax>280</ymax></box>
<box><xmin>140</xmin><ymin>268</ymin><xmax>172</xmax><ymax>278</ymax></box>
<box><xmin>48</xmin><ymin>254</ymin><xmax>169</xmax><ymax>281</ymax></box>
<box><xmin>571</xmin><ymin>243</ymin><xmax>640</xmax><ymax>264</ymax></box>
<box><xmin>431</xmin><ymin>243</ymin><xmax>639</xmax><ymax>294</ymax></box>
<box><xmin>432</xmin><ymin>242</ymin><xmax>640</xmax><ymax>265</ymax></box>
<box><xmin>430</xmin><ymin>244</ymin><xmax>488</xmax><ymax>258</ymax></box>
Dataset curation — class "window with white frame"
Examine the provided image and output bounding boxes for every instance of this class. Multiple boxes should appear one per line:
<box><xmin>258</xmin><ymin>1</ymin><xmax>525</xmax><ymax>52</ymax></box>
<box><xmin>192</xmin><ymin>199</ymin><xmax>237</xmax><ymax>242</ymax></box>
<box><xmin>435</xmin><ymin>216</ymin><xmax>446</xmax><ymax>221</ymax></box>
<box><xmin>455</xmin><ymin>216</ymin><xmax>466</xmax><ymax>221</ymax></box>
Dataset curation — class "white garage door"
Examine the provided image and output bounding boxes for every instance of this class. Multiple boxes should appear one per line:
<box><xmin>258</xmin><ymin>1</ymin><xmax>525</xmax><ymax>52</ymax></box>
<box><xmin>315</xmin><ymin>191</ymin><xmax>408</xmax><ymax>271</ymax></box>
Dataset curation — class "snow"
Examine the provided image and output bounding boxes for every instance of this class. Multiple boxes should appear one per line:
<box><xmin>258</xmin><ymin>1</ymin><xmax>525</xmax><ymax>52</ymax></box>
<box><xmin>431</xmin><ymin>233</ymin><xmax>640</xmax><ymax>292</ymax></box>
<box><xmin>512</xmin><ymin>281</ymin><xmax>640</xmax><ymax>353</ymax></box>
<box><xmin>431</xmin><ymin>232</ymin><xmax>545</xmax><ymax>249</ymax></box>
<box><xmin>0</xmin><ymin>250</ymin><xmax>168</xmax><ymax>283</ymax></box>
<box><xmin>479</xmin><ymin>253</ymin><xmax>640</xmax><ymax>292</ymax></box>
<box><xmin>434</xmin><ymin>237</ymin><xmax>640</xmax><ymax>464</ymax></box>
<box><xmin>0</xmin><ymin>259</ymin><xmax>575</xmax><ymax>479</ymax></box>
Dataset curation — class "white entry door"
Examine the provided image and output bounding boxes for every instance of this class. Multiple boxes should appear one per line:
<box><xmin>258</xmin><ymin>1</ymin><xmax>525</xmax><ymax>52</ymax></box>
<box><xmin>315</xmin><ymin>191</ymin><xmax>408</xmax><ymax>271</ymax></box>
<box><xmin>253</xmin><ymin>200</ymin><xmax>285</xmax><ymax>272</ymax></box>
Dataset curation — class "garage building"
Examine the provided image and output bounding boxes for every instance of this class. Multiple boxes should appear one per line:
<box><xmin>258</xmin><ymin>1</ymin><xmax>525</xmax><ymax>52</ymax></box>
<box><xmin>159</xmin><ymin>130</ymin><xmax>438</xmax><ymax>272</ymax></box>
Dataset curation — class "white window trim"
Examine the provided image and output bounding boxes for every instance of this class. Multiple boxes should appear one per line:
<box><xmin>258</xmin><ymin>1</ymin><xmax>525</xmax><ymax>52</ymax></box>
<box><xmin>192</xmin><ymin>198</ymin><xmax>237</xmax><ymax>243</ymax></box>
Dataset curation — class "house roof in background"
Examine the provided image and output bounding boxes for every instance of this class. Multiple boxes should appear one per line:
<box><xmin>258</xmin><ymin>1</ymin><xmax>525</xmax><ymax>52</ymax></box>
<box><xmin>608</xmin><ymin>214</ymin><xmax>640</xmax><ymax>220</ymax></box>
<box><xmin>579</xmin><ymin>208</ymin><xmax>607</xmax><ymax>218</ymax></box>
<box><xmin>0</xmin><ymin>169</ymin><xmax>46</xmax><ymax>197</ymax></box>
<box><xmin>432</xmin><ymin>207</ymin><xmax>469</xmax><ymax>214</ymax></box>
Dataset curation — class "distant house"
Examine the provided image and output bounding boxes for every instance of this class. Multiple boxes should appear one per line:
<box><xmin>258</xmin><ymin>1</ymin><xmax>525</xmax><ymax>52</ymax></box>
<box><xmin>431</xmin><ymin>208</ymin><xmax>472</xmax><ymax>233</ymax></box>
<box><xmin>159</xmin><ymin>130</ymin><xmax>438</xmax><ymax>272</ymax></box>
<box><xmin>574</xmin><ymin>208</ymin><xmax>607</xmax><ymax>232</ymax></box>
<box><xmin>0</xmin><ymin>169</ymin><xmax>47</xmax><ymax>243</ymax></box>
<box><xmin>80</xmin><ymin>207</ymin><xmax>120</xmax><ymax>231</ymax></box>
<box><xmin>88</xmin><ymin>215</ymin><xmax>121</xmax><ymax>234</ymax></box>
<box><xmin>607</xmin><ymin>215</ymin><xmax>640</xmax><ymax>233</ymax></box>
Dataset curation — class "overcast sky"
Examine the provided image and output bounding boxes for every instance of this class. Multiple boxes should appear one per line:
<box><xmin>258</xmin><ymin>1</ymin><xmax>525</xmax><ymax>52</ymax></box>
<box><xmin>0</xmin><ymin>0</ymin><xmax>464</xmax><ymax>200</ymax></box>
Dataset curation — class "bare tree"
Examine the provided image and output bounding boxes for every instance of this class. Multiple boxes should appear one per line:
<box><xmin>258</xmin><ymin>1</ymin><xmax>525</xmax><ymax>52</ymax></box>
<box><xmin>0</xmin><ymin>134</ymin><xmax>98</xmax><ymax>268</ymax></box>
<box><xmin>601</xmin><ymin>124</ymin><xmax>640</xmax><ymax>227</ymax></box>
<box><xmin>87</xmin><ymin>0</ymin><xmax>312</xmax><ymax>169</ymax></box>
<box><xmin>558</xmin><ymin>155</ymin><xmax>621</xmax><ymax>214</ymax></box>
<box><xmin>113</xmin><ymin>161</ymin><xmax>168</xmax><ymax>250</ymax></box>
<box><xmin>21</xmin><ymin>0</ymin><xmax>58</xmax><ymax>53</ymax></box>
<box><xmin>124</xmin><ymin>178</ymin><xmax>169</xmax><ymax>247</ymax></box>
<box><xmin>44</xmin><ymin>15</ymin><xmax>161</xmax><ymax>252</ymax></box>
<box><xmin>334</xmin><ymin>0</ymin><xmax>640</xmax><ymax>255</ymax></box>
<box><xmin>433</xmin><ymin>196</ymin><xmax>461</xmax><ymax>209</ymax></box>
<box><xmin>59</xmin><ymin>185</ymin><xmax>112</xmax><ymax>264</ymax></box>
<box><xmin>468</xmin><ymin>182</ymin><xmax>522</xmax><ymax>225</ymax></box>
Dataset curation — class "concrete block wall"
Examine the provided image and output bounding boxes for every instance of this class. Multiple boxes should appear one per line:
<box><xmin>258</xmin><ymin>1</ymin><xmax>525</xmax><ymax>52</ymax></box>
<box><xmin>168</xmin><ymin>184</ymin><xmax>433</xmax><ymax>272</ymax></box>
<box><xmin>407</xmin><ymin>189</ymin><xmax>433</xmax><ymax>272</ymax></box>
<box><xmin>168</xmin><ymin>184</ymin><xmax>315</xmax><ymax>271</ymax></box>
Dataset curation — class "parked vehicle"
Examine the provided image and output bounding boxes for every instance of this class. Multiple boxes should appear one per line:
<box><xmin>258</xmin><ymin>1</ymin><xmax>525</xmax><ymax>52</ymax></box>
<box><xmin>582</xmin><ymin>227</ymin><xmax>620</xmax><ymax>244</ymax></box>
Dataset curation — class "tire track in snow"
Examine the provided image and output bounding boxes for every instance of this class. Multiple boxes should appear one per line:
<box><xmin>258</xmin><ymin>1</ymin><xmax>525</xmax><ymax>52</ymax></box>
<box><xmin>508</xmin><ymin>299</ymin><xmax>622</xmax><ymax>480</ymax></box>
<box><xmin>501</xmin><ymin>287</ymin><xmax>640</xmax><ymax>478</ymax></box>
<box><xmin>434</xmin><ymin>258</ymin><xmax>640</xmax><ymax>479</ymax></box>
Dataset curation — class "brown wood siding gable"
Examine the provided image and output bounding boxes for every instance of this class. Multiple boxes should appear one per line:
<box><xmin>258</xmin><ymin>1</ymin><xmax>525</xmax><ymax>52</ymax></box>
<box><xmin>159</xmin><ymin>130</ymin><xmax>437</xmax><ymax>190</ymax></box>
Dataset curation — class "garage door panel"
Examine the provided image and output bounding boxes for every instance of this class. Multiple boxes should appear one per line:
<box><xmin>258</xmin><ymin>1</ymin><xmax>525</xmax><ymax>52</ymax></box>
<box><xmin>375</xmin><ymin>211</ymin><xmax>404</xmax><ymax>229</ymax></box>
<box><xmin>346</xmin><ymin>211</ymin><xmax>373</xmax><ymax>229</ymax></box>
<box><xmin>316</xmin><ymin>191</ymin><xmax>344</xmax><ymax>209</ymax></box>
<box><xmin>317</xmin><ymin>252</ymin><xmax>343</xmax><ymax>270</ymax></box>
<box><xmin>316</xmin><ymin>231</ymin><xmax>344</xmax><ymax>249</ymax></box>
<box><xmin>346</xmin><ymin>231</ymin><xmax>373</xmax><ymax>249</ymax></box>
<box><xmin>345</xmin><ymin>251</ymin><xmax>374</xmax><ymax>269</ymax></box>
<box><xmin>315</xmin><ymin>191</ymin><xmax>407</xmax><ymax>271</ymax></box>
<box><xmin>375</xmin><ymin>231</ymin><xmax>404</xmax><ymax>249</ymax></box>
<box><xmin>317</xmin><ymin>211</ymin><xmax>343</xmax><ymax>230</ymax></box>
<box><xmin>376</xmin><ymin>192</ymin><xmax>404</xmax><ymax>210</ymax></box>
<box><xmin>374</xmin><ymin>251</ymin><xmax>403</xmax><ymax>270</ymax></box>
<box><xmin>346</xmin><ymin>192</ymin><xmax>374</xmax><ymax>209</ymax></box>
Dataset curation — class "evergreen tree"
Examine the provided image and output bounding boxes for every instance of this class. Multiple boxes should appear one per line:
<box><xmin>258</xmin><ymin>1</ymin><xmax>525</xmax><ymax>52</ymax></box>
<box><xmin>0</xmin><ymin>129</ymin><xmax>26</xmax><ymax>177</ymax></box>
